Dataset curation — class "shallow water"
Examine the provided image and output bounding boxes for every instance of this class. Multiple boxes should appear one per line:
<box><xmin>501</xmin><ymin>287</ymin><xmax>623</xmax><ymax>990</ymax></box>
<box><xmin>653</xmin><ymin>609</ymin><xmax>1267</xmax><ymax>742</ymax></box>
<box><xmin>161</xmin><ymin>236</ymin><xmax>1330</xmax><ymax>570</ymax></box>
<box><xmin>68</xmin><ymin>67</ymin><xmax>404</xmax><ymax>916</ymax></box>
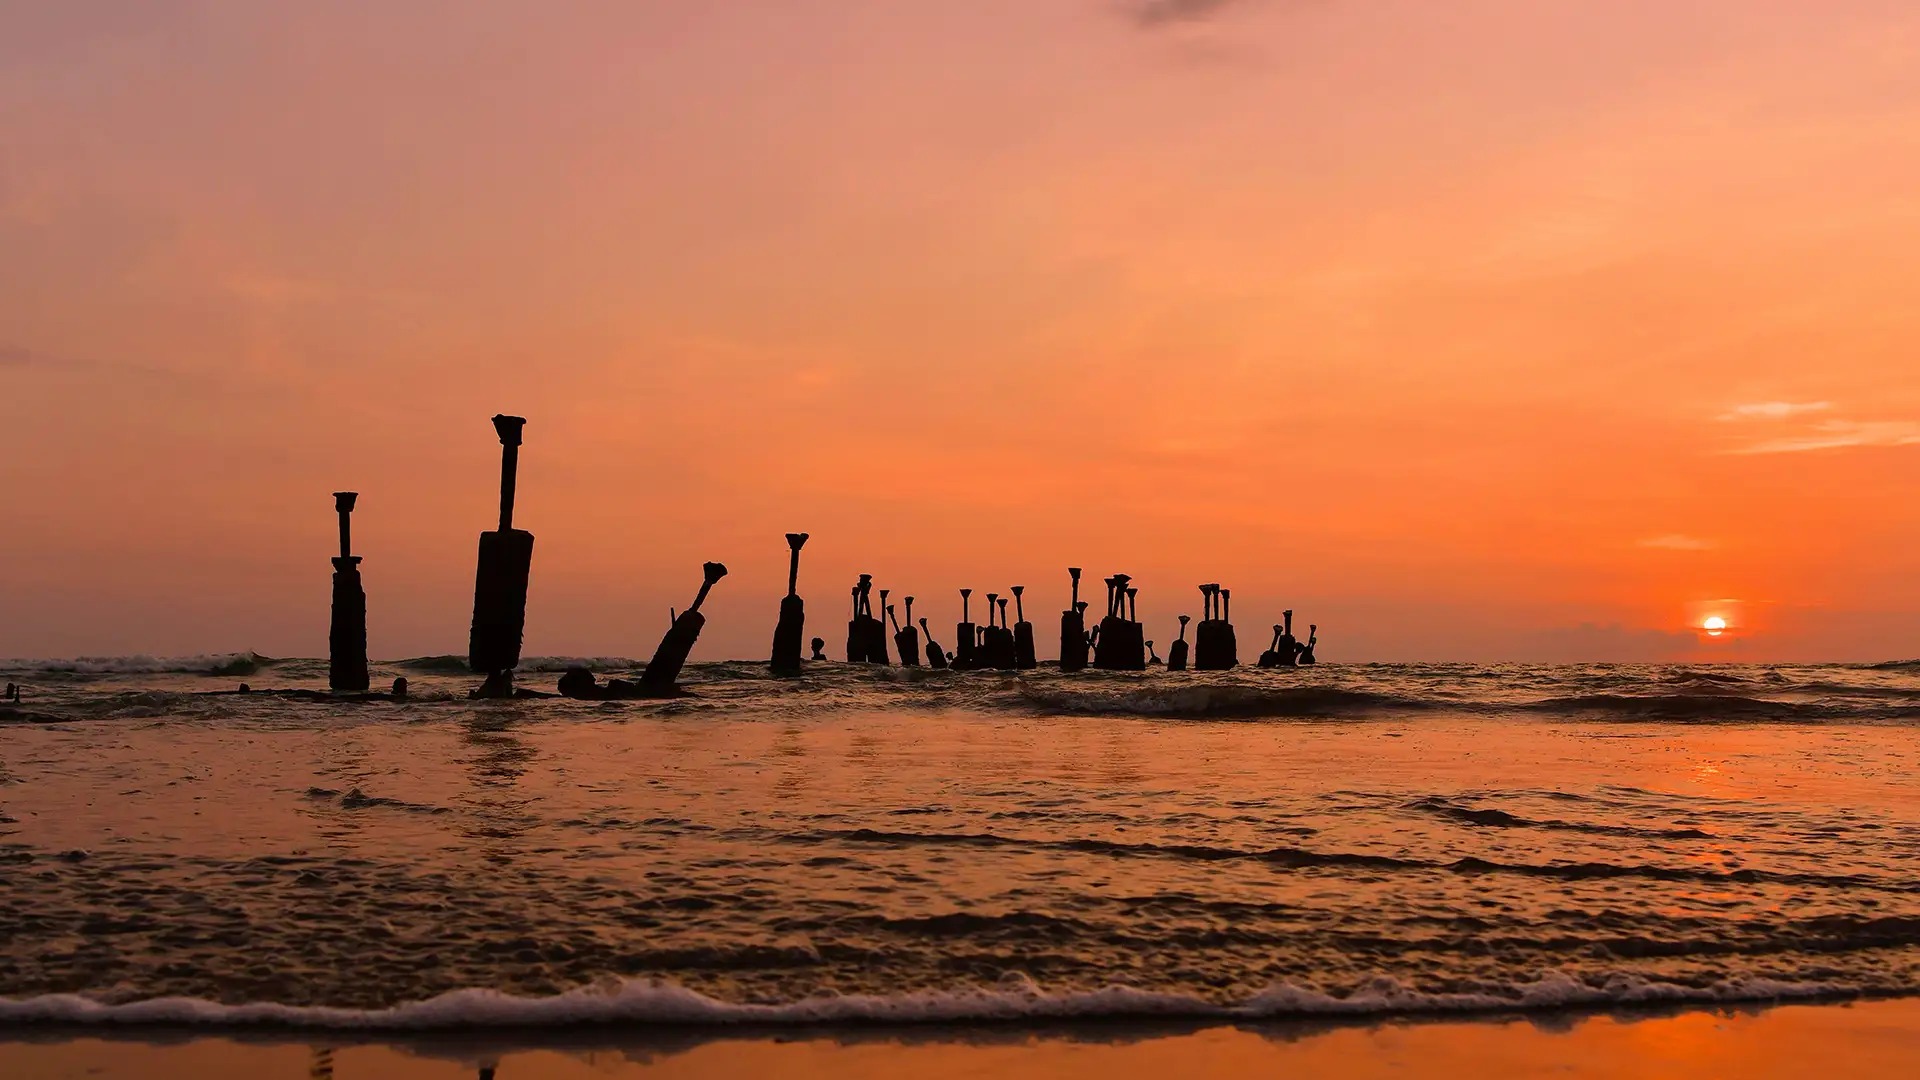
<box><xmin>3</xmin><ymin>657</ymin><xmax>1920</xmax><ymax>1025</ymax></box>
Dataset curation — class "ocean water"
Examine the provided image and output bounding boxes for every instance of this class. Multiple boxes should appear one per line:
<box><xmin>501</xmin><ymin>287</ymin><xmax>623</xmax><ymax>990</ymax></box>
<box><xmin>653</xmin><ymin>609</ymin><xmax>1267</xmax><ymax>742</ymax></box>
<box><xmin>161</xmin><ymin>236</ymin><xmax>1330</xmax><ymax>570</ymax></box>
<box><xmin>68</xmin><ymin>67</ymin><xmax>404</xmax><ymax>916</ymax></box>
<box><xmin>3</xmin><ymin>655</ymin><xmax>1920</xmax><ymax>1029</ymax></box>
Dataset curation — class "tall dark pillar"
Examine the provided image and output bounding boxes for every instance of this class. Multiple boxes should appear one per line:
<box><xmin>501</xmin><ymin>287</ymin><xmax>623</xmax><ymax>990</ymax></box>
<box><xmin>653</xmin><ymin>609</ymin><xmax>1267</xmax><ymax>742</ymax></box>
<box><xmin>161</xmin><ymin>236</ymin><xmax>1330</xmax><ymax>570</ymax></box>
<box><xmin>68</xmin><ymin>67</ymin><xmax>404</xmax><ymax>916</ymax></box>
<box><xmin>469</xmin><ymin>415</ymin><xmax>534</xmax><ymax>691</ymax></box>
<box><xmin>770</xmin><ymin>532</ymin><xmax>809</xmax><ymax>677</ymax></box>
<box><xmin>1219</xmin><ymin>588</ymin><xmax>1239</xmax><ymax>667</ymax></box>
<box><xmin>953</xmin><ymin>589</ymin><xmax>978</xmax><ymax>670</ymax></box>
<box><xmin>846</xmin><ymin>583</ymin><xmax>866</xmax><ymax>662</ymax></box>
<box><xmin>641</xmin><ymin>562</ymin><xmax>727</xmax><ymax>693</ymax></box>
<box><xmin>1011</xmin><ymin>585</ymin><xmax>1037</xmax><ymax>669</ymax></box>
<box><xmin>870</xmin><ymin>589</ymin><xmax>894</xmax><ymax>665</ymax></box>
<box><xmin>1059</xmin><ymin>568</ymin><xmax>1087</xmax><ymax>672</ymax></box>
<box><xmin>328</xmin><ymin>491</ymin><xmax>369</xmax><ymax>692</ymax></box>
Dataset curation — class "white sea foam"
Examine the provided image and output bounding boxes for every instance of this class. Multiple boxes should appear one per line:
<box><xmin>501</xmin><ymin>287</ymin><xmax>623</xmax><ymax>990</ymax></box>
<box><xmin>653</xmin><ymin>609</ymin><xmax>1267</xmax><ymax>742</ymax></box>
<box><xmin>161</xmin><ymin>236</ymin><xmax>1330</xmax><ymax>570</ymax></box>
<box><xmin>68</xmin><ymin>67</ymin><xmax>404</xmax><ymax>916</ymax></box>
<box><xmin>0</xmin><ymin>652</ymin><xmax>264</xmax><ymax>675</ymax></box>
<box><xmin>517</xmin><ymin>657</ymin><xmax>640</xmax><ymax>673</ymax></box>
<box><xmin>0</xmin><ymin>972</ymin><xmax>1862</xmax><ymax>1031</ymax></box>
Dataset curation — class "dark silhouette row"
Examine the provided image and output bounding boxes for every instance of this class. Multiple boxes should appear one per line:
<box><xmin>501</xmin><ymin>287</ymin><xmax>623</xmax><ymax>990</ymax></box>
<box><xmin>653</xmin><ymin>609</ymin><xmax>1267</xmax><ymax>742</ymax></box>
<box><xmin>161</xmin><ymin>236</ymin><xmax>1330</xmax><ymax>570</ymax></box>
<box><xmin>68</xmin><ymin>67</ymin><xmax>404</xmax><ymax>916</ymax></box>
<box><xmin>320</xmin><ymin>414</ymin><xmax>1321</xmax><ymax>699</ymax></box>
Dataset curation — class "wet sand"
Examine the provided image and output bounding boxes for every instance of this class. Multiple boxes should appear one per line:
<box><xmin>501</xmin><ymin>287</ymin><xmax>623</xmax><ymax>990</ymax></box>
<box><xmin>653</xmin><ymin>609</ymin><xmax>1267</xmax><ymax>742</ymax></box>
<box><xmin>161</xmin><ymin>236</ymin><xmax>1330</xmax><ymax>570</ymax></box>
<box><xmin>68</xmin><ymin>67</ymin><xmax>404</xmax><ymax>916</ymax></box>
<box><xmin>7</xmin><ymin>998</ymin><xmax>1920</xmax><ymax>1079</ymax></box>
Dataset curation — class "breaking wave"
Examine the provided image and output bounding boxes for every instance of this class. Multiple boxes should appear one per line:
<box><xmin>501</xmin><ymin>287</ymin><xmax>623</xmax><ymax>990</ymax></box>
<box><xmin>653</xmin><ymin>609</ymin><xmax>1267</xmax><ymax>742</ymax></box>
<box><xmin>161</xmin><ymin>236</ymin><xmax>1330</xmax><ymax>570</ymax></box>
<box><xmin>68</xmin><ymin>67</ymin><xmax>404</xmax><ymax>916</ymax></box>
<box><xmin>0</xmin><ymin>971</ymin><xmax>1867</xmax><ymax>1030</ymax></box>
<box><xmin>1016</xmin><ymin>684</ymin><xmax>1433</xmax><ymax>719</ymax></box>
<box><xmin>1521</xmin><ymin>694</ymin><xmax>1920</xmax><ymax>722</ymax></box>
<box><xmin>0</xmin><ymin>652</ymin><xmax>269</xmax><ymax>676</ymax></box>
<box><xmin>1404</xmin><ymin>797</ymin><xmax>1714</xmax><ymax>840</ymax></box>
<box><xmin>392</xmin><ymin>655</ymin><xmax>639</xmax><ymax>674</ymax></box>
<box><xmin>796</xmin><ymin>825</ymin><xmax>1908</xmax><ymax>891</ymax></box>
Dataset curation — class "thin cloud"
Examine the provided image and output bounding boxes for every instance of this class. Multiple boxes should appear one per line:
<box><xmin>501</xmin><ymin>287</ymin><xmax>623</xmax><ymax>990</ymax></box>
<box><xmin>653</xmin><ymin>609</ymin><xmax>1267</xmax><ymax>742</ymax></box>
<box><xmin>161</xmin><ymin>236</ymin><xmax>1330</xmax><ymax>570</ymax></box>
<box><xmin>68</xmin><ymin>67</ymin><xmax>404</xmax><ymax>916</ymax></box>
<box><xmin>1126</xmin><ymin>0</ymin><xmax>1253</xmax><ymax>29</ymax></box>
<box><xmin>1</xmin><ymin>342</ymin><xmax>104</xmax><ymax>371</ymax></box>
<box><xmin>0</xmin><ymin>342</ymin><xmax>206</xmax><ymax>385</ymax></box>
<box><xmin>1732</xmin><ymin>419</ymin><xmax>1920</xmax><ymax>455</ymax></box>
<box><xmin>1718</xmin><ymin>401</ymin><xmax>1832</xmax><ymax>421</ymax></box>
<box><xmin>1638</xmin><ymin>534</ymin><xmax>1716</xmax><ymax>551</ymax></box>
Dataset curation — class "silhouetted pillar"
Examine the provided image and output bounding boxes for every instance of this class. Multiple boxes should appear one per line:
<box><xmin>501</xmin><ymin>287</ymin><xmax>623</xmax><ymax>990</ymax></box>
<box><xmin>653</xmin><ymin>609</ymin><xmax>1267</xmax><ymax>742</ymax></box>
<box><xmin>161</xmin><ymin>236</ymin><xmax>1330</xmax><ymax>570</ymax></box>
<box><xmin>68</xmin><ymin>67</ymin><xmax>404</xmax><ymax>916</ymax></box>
<box><xmin>328</xmin><ymin>491</ymin><xmax>370</xmax><ymax>692</ymax></box>
<box><xmin>1195</xmin><ymin>585</ymin><xmax>1222</xmax><ymax>670</ymax></box>
<box><xmin>1194</xmin><ymin>583</ymin><xmax>1238</xmax><ymax>670</ymax></box>
<box><xmin>1259</xmin><ymin>625</ymin><xmax>1283</xmax><ymax>668</ymax></box>
<box><xmin>894</xmin><ymin>596</ymin><xmax>921</xmax><ymax>667</ymax></box>
<box><xmin>1011</xmin><ymin>585</ymin><xmax>1037</xmax><ymax>669</ymax></box>
<box><xmin>1275</xmin><ymin>608</ymin><xmax>1299</xmax><ymax>666</ymax></box>
<box><xmin>1167</xmin><ymin>614</ymin><xmax>1190</xmax><ymax>672</ymax></box>
<box><xmin>983</xmin><ymin>594</ymin><xmax>1015</xmax><ymax>670</ymax></box>
<box><xmin>953</xmin><ymin>589</ymin><xmax>978</xmax><ymax>670</ymax></box>
<box><xmin>1094</xmin><ymin>573</ymin><xmax>1144</xmax><ymax>671</ymax></box>
<box><xmin>469</xmin><ymin>415</ymin><xmax>534</xmax><ymax>689</ymax></box>
<box><xmin>1059</xmin><ymin>568</ymin><xmax>1087</xmax><ymax>673</ymax></box>
<box><xmin>1219</xmin><ymin>588</ymin><xmax>1238</xmax><ymax>667</ymax></box>
<box><xmin>869</xmin><ymin>588</ymin><xmax>894</xmax><ymax>665</ymax></box>
<box><xmin>846</xmin><ymin>583</ymin><xmax>866</xmax><ymax>662</ymax></box>
<box><xmin>641</xmin><ymin>562</ymin><xmax>727</xmax><ymax>693</ymax></box>
<box><xmin>770</xmin><ymin>532</ymin><xmax>809</xmax><ymax>677</ymax></box>
<box><xmin>920</xmin><ymin>618</ymin><xmax>948</xmax><ymax>669</ymax></box>
<box><xmin>1300</xmin><ymin>624</ymin><xmax>1318</xmax><ymax>665</ymax></box>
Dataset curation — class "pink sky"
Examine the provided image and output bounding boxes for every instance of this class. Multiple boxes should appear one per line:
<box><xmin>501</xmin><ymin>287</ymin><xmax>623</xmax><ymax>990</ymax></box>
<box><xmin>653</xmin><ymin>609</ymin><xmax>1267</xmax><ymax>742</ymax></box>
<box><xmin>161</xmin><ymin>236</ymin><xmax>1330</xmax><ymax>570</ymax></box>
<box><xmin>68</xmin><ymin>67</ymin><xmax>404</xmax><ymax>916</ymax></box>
<box><xmin>4</xmin><ymin>1</ymin><xmax>1920</xmax><ymax>662</ymax></box>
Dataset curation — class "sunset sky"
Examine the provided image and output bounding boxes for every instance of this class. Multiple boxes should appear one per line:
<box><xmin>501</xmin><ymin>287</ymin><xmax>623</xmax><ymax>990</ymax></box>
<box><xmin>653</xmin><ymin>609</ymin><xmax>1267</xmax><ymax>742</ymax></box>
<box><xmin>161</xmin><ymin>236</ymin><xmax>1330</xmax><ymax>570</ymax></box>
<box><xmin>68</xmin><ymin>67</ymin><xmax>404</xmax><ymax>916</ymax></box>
<box><xmin>5</xmin><ymin>0</ymin><xmax>1919</xmax><ymax>662</ymax></box>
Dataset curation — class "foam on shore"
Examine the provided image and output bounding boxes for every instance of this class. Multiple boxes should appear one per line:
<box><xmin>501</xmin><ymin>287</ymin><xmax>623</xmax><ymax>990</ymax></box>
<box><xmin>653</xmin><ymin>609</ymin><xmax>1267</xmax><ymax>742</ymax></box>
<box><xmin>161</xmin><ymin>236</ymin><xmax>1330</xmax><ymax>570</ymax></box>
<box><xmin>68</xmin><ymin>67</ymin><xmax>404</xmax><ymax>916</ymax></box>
<box><xmin>0</xmin><ymin>972</ymin><xmax>1862</xmax><ymax>1031</ymax></box>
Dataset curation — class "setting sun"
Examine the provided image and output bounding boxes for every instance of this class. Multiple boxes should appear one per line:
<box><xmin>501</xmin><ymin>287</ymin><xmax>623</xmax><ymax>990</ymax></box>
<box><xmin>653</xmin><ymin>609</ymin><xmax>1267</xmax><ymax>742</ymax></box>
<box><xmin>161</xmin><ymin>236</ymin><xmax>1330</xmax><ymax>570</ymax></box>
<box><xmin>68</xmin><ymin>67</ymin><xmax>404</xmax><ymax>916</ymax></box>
<box><xmin>1704</xmin><ymin>616</ymin><xmax>1729</xmax><ymax>636</ymax></box>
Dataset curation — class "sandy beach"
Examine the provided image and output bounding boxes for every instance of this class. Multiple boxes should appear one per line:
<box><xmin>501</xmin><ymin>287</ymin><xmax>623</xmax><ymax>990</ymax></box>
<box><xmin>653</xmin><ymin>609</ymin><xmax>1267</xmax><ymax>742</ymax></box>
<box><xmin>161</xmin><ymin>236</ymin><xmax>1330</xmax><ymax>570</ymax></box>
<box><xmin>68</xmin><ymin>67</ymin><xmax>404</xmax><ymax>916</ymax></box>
<box><xmin>7</xmin><ymin>998</ymin><xmax>1920</xmax><ymax>1078</ymax></box>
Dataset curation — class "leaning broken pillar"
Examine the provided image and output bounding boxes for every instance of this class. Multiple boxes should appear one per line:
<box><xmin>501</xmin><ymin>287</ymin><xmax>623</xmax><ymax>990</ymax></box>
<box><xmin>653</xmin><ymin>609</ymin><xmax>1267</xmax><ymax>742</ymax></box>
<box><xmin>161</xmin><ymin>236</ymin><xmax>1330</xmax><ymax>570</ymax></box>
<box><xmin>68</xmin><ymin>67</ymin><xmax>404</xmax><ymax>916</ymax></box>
<box><xmin>893</xmin><ymin>596</ymin><xmax>921</xmax><ymax>668</ymax></box>
<box><xmin>328</xmin><ymin>491</ymin><xmax>369</xmax><ymax>692</ymax></box>
<box><xmin>1259</xmin><ymin>624</ymin><xmax>1284</xmax><ymax>667</ymax></box>
<box><xmin>1167</xmin><ymin>614</ymin><xmax>1191</xmax><ymax>672</ymax></box>
<box><xmin>641</xmin><ymin>561</ymin><xmax>727</xmax><ymax>693</ymax></box>
<box><xmin>919</xmin><ymin>618</ymin><xmax>949</xmax><ymax>669</ymax></box>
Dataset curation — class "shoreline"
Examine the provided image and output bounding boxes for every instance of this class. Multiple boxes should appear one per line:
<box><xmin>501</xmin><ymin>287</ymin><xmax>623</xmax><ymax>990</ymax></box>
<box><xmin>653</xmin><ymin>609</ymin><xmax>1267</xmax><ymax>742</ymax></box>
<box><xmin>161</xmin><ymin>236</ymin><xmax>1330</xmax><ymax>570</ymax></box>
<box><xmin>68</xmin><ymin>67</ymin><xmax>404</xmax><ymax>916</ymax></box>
<box><xmin>7</xmin><ymin>997</ymin><xmax>1920</xmax><ymax>1077</ymax></box>
<box><xmin>0</xmin><ymin>971</ymin><xmax>1879</xmax><ymax>1030</ymax></box>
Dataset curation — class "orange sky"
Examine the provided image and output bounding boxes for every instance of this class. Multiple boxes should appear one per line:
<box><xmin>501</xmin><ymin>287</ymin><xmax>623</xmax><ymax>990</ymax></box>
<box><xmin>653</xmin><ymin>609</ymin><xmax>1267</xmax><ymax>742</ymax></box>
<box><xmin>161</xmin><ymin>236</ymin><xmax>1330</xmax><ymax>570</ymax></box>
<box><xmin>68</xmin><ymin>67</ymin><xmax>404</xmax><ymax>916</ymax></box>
<box><xmin>4</xmin><ymin>0</ymin><xmax>1919</xmax><ymax>662</ymax></box>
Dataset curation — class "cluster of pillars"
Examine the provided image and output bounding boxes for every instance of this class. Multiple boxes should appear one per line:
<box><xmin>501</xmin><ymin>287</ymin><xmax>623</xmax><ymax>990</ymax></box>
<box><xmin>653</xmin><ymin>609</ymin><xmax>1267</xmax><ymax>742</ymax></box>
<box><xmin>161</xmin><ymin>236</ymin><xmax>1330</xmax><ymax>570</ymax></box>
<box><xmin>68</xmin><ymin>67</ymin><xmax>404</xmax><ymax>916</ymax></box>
<box><xmin>1258</xmin><ymin>610</ymin><xmax>1318</xmax><ymax>667</ymax></box>
<box><xmin>327</xmin><ymin>414</ymin><xmax>729</xmax><ymax>700</ymax></box>
<box><xmin>944</xmin><ymin>587</ymin><xmax>1035</xmax><ymax>671</ymax></box>
<box><xmin>326</xmin><ymin>415</ymin><xmax>1316</xmax><ymax>694</ymax></box>
<box><xmin>1090</xmin><ymin>573</ymin><xmax>1147</xmax><ymax>671</ymax></box>
<box><xmin>1192</xmin><ymin>583</ymin><xmax>1240</xmax><ymax>670</ymax></box>
<box><xmin>762</xmin><ymin>564</ymin><xmax>1309</xmax><ymax>675</ymax></box>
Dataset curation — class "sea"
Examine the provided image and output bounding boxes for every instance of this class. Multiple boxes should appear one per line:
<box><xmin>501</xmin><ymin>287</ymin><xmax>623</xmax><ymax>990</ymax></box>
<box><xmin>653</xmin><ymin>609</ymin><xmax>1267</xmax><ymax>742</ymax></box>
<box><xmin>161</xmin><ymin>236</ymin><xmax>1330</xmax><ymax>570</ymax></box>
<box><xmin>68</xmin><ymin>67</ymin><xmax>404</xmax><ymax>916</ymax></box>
<box><xmin>3</xmin><ymin>655</ymin><xmax>1920</xmax><ymax>1031</ymax></box>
